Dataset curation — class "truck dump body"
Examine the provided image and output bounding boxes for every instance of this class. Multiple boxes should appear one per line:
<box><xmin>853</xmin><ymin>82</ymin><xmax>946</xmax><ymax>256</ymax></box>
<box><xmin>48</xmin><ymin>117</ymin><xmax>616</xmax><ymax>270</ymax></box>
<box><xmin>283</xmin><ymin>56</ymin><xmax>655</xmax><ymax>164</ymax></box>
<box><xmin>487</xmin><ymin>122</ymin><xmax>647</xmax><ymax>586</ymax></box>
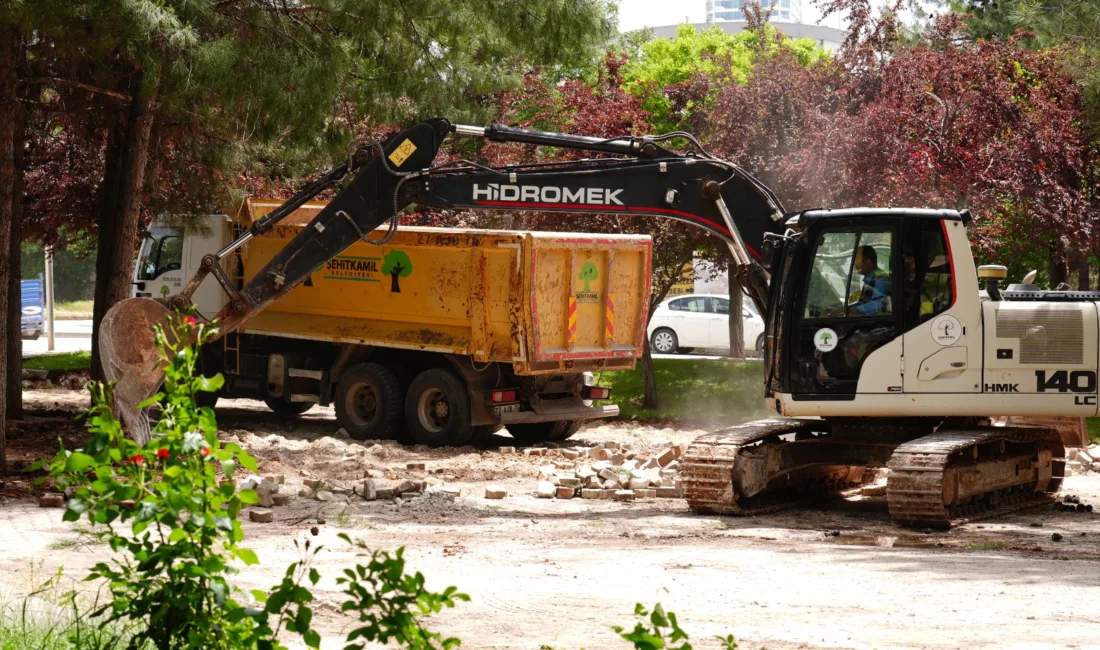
<box><xmin>239</xmin><ymin>200</ymin><xmax>652</xmax><ymax>374</ymax></box>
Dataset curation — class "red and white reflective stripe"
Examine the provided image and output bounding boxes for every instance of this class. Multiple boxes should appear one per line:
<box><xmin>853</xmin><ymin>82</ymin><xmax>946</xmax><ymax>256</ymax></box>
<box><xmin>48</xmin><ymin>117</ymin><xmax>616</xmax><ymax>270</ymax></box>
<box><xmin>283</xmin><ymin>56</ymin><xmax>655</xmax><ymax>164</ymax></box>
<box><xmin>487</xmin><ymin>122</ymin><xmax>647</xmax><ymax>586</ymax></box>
<box><xmin>491</xmin><ymin>390</ymin><xmax>517</xmax><ymax>403</ymax></box>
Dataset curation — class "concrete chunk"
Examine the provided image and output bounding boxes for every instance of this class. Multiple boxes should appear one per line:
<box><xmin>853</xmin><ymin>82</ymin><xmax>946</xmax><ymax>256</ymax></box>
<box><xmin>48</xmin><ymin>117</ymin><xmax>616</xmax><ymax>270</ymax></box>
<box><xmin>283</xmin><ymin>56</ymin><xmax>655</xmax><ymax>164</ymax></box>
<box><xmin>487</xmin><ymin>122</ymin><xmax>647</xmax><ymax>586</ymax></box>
<box><xmin>537</xmin><ymin>481</ymin><xmax>556</xmax><ymax>498</ymax></box>
<box><xmin>485</xmin><ymin>486</ymin><xmax>507</xmax><ymax>499</ymax></box>
<box><xmin>628</xmin><ymin>478</ymin><xmax>649</xmax><ymax>490</ymax></box>
<box><xmin>303</xmin><ymin>478</ymin><xmax>325</xmax><ymax>489</ymax></box>
<box><xmin>272</xmin><ymin>494</ymin><xmax>291</xmax><ymax>506</ymax></box>
<box><xmin>562</xmin><ymin>449</ymin><xmax>581</xmax><ymax>460</ymax></box>
<box><xmin>499</xmin><ymin>446</ymin><xmax>516</xmax><ymax>454</ymax></box>
<box><xmin>375</xmin><ymin>487</ymin><xmax>395</xmax><ymax>500</ymax></box>
<box><xmin>315</xmin><ymin>490</ymin><xmax>336</xmax><ymax>502</ymax></box>
<box><xmin>406</xmin><ymin>462</ymin><xmax>426</xmax><ymax>471</ymax></box>
<box><xmin>360</xmin><ymin>479</ymin><xmax>378</xmax><ymax>501</ymax></box>
<box><xmin>395</xmin><ymin>480</ymin><xmax>420</xmax><ymax>496</ymax></box>
<box><xmin>249</xmin><ymin>509</ymin><xmax>275</xmax><ymax>523</ymax></box>
<box><xmin>256</xmin><ymin>486</ymin><xmax>275</xmax><ymax>508</ymax></box>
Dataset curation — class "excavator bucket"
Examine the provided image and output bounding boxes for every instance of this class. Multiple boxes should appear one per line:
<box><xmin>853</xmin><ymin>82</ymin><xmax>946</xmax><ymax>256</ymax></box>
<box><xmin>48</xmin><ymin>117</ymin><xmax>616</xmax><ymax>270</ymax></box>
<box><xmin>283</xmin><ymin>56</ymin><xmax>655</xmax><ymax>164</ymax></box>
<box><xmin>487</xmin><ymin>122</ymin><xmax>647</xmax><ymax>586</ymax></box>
<box><xmin>98</xmin><ymin>297</ymin><xmax>178</xmax><ymax>444</ymax></box>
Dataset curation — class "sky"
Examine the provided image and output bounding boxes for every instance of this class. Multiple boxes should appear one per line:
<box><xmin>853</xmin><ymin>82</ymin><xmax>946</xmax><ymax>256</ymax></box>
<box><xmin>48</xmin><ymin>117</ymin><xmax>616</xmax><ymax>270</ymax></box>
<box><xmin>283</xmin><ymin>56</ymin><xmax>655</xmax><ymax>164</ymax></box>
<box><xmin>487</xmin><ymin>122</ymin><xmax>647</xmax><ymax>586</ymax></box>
<box><xmin>616</xmin><ymin>0</ymin><xmax>847</xmax><ymax>32</ymax></box>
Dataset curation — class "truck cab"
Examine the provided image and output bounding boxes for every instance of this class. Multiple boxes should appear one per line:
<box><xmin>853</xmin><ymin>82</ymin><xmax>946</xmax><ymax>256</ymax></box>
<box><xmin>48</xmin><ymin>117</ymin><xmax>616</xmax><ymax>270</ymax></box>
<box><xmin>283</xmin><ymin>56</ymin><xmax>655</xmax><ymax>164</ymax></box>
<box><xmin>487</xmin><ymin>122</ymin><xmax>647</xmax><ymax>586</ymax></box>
<box><xmin>764</xmin><ymin>208</ymin><xmax>1098</xmax><ymax>426</ymax></box>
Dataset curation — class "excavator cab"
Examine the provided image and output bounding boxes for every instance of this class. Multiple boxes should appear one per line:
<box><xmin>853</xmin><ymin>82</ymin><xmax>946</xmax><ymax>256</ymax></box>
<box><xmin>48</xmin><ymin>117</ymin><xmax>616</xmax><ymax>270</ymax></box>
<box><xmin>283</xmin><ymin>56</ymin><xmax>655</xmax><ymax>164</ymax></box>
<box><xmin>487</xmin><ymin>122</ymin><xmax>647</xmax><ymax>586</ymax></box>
<box><xmin>764</xmin><ymin>209</ymin><xmax>967</xmax><ymax>405</ymax></box>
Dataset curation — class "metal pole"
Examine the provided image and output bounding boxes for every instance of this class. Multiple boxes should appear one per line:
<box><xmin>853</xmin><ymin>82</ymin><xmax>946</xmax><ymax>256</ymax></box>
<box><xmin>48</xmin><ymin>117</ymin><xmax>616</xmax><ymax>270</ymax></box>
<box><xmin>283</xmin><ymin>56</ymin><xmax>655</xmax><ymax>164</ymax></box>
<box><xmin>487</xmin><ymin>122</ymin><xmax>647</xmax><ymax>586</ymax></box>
<box><xmin>45</xmin><ymin>245</ymin><xmax>55</xmax><ymax>352</ymax></box>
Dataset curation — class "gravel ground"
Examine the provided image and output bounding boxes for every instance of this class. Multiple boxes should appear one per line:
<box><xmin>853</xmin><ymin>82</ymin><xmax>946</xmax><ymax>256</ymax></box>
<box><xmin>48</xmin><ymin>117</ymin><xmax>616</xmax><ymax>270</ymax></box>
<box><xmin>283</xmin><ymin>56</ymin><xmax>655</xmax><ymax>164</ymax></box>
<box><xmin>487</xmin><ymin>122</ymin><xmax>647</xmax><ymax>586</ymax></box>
<box><xmin>5</xmin><ymin>388</ymin><xmax>1100</xmax><ymax>650</ymax></box>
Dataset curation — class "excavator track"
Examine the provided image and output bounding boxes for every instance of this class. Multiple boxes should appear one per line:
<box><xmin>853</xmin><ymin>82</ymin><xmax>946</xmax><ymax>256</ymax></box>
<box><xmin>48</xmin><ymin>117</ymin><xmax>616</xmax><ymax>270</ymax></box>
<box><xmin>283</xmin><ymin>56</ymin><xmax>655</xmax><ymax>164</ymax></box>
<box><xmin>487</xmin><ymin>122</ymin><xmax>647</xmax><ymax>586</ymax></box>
<box><xmin>682</xmin><ymin>419</ymin><xmax>865</xmax><ymax>515</ymax></box>
<box><xmin>887</xmin><ymin>427</ymin><xmax>1066</xmax><ymax>529</ymax></box>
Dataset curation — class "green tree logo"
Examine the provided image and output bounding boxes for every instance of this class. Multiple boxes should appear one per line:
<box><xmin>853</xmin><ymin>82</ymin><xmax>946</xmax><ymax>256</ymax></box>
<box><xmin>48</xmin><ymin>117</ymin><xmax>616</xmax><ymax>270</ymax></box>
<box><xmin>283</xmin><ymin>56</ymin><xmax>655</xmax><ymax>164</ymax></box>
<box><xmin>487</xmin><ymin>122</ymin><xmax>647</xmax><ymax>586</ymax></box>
<box><xmin>578</xmin><ymin>262</ymin><xmax>599</xmax><ymax>293</ymax></box>
<box><xmin>821</xmin><ymin>332</ymin><xmax>832</xmax><ymax>345</ymax></box>
<box><xmin>159</xmin><ymin>285</ymin><xmax>170</xmax><ymax>297</ymax></box>
<box><xmin>382</xmin><ymin>250</ymin><xmax>413</xmax><ymax>293</ymax></box>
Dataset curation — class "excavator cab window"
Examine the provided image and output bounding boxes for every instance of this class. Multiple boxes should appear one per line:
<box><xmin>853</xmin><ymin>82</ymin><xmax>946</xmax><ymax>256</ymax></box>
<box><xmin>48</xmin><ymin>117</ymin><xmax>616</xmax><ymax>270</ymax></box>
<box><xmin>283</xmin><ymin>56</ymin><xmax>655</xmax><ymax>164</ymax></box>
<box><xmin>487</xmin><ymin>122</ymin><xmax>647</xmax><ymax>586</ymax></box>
<box><xmin>902</xmin><ymin>219</ymin><xmax>954</xmax><ymax>327</ymax></box>
<box><xmin>790</xmin><ymin>221</ymin><xmax>902</xmax><ymax>397</ymax></box>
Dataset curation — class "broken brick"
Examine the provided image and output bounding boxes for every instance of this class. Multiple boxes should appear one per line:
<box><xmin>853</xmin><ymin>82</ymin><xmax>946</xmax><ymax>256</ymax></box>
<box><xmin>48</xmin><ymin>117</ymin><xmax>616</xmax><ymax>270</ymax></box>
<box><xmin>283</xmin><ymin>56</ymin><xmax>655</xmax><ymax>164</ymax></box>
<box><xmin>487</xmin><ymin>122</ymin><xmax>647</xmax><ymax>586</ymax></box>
<box><xmin>581</xmin><ymin>489</ymin><xmax>603</xmax><ymax>499</ymax></box>
<box><xmin>406</xmin><ymin>462</ymin><xmax>426</xmax><ymax>471</ymax></box>
<box><xmin>613</xmin><ymin>490</ymin><xmax>635</xmax><ymax>502</ymax></box>
<box><xmin>249</xmin><ymin>509</ymin><xmax>275</xmax><ymax>523</ymax></box>
<box><xmin>555</xmin><ymin>486</ymin><xmax>575</xmax><ymax>499</ymax></box>
<box><xmin>38</xmin><ymin>494</ymin><xmax>64</xmax><ymax>508</ymax></box>
<box><xmin>485</xmin><ymin>486</ymin><xmax>507</xmax><ymax>499</ymax></box>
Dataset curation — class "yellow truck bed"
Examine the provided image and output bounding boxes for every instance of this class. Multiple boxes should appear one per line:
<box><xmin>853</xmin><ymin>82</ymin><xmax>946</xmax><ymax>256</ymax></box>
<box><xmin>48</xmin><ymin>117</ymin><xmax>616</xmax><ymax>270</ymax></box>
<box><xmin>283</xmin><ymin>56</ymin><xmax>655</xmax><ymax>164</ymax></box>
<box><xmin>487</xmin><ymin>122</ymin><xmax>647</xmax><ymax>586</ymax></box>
<box><xmin>238</xmin><ymin>199</ymin><xmax>652</xmax><ymax>374</ymax></box>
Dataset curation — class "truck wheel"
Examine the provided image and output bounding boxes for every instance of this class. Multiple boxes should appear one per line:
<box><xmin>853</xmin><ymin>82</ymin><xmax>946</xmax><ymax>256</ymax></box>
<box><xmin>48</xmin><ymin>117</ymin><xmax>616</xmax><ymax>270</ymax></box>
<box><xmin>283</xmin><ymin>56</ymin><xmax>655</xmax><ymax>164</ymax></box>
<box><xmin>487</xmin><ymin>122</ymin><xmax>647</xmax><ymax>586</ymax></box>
<box><xmin>651</xmin><ymin>328</ymin><xmax>678</xmax><ymax>354</ymax></box>
<box><xmin>263</xmin><ymin>398</ymin><xmax>313</xmax><ymax>416</ymax></box>
<box><xmin>756</xmin><ymin>333</ymin><xmax>766</xmax><ymax>353</ymax></box>
<box><xmin>335</xmin><ymin>363</ymin><xmax>402</xmax><ymax>441</ymax></box>
<box><xmin>405</xmin><ymin>368</ymin><xmax>473</xmax><ymax>447</ymax></box>
<box><xmin>507</xmin><ymin>420</ymin><xmax>583</xmax><ymax>444</ymax></box>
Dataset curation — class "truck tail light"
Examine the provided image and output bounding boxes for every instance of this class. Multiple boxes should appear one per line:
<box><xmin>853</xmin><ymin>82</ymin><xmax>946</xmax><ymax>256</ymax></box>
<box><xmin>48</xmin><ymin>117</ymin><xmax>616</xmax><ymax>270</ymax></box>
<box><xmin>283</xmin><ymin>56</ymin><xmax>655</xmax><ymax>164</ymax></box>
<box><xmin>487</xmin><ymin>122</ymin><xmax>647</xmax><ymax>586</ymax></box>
<box><xmin>491</xmin><ymin>389</ymin><xmax>517</xmax><ymax>403</ymax></box>
<box><xmin>583</xmin><ymin>386</ymin><xmax>611</xmax><ymax>400</ymax></box>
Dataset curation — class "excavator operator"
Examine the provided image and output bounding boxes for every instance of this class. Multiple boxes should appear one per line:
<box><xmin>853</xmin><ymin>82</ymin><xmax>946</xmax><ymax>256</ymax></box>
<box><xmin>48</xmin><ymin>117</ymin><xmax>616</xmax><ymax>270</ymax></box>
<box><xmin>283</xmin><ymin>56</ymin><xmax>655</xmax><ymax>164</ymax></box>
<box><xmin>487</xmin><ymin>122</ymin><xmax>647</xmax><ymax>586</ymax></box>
<box><xmin>851</xmin><ymin>245</ymin><xmax>890</xmax><ymax>314</ymax></box>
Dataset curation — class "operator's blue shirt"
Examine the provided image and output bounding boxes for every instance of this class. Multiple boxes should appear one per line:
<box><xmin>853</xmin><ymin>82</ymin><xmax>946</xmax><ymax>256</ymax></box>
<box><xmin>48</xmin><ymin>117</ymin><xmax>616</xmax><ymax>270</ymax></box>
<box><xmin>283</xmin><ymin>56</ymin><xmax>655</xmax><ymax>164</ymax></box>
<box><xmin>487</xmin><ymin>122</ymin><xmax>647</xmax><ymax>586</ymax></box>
<box><xmin>853</xmin><ymin>268</ymin><xmax>890</xmax><ymax>314</ymax></box>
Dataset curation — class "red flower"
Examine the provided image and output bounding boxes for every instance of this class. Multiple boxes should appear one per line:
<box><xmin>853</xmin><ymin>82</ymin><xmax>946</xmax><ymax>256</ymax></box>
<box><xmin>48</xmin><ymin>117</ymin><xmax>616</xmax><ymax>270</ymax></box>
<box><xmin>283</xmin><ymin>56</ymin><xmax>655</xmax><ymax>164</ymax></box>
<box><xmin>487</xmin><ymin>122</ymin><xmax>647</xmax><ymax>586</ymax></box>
<box><xmin>200</xmin><ymin>447</ymin><xmax>210</xmax><ymax>457</ymax></box>
<box><xmin>184</xmin><ymin>316</ymin><xmax>197</xmax><ymax>326</ymax></box>
<box><xmin>128</xmin><ymin>454</ymin><xmax>144</xmax><ymax>465</ymax></box>
<box><xmin>156</xmin><ymin>448</ymin><xmax>170</xmax><ymax>460</ymax></box>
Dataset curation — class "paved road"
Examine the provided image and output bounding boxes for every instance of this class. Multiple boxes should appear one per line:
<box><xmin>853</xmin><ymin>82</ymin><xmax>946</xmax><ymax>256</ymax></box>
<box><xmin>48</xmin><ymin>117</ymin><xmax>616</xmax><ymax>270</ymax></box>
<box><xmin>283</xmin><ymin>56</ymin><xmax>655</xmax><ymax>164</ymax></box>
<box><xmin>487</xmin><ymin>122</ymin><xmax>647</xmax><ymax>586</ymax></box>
<box><xmin>21</xmin><ymin>319</ymin><xmax>92</xmax><ymax>357</ymax></box>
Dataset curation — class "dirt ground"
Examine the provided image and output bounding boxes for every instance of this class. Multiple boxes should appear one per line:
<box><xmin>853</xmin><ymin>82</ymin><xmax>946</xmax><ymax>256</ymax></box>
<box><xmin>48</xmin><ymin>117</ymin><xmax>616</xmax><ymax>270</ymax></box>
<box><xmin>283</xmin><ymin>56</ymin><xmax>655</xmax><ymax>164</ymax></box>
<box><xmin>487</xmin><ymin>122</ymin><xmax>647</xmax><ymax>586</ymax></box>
<box><xmin>5</xmin><ymin>387</ymin><xmax>1100</xmax><ymax>649</ymax></box>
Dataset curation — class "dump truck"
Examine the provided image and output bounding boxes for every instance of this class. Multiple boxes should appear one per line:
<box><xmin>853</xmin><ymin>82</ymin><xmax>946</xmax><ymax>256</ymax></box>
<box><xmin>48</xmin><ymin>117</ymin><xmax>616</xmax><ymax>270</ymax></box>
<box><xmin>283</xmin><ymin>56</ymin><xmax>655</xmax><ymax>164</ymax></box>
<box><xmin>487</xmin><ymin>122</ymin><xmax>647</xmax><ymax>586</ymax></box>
<box><xmin>132</xmin><ymin>199</ymin><xmax>652</xmax><ymax>444</ymax></box>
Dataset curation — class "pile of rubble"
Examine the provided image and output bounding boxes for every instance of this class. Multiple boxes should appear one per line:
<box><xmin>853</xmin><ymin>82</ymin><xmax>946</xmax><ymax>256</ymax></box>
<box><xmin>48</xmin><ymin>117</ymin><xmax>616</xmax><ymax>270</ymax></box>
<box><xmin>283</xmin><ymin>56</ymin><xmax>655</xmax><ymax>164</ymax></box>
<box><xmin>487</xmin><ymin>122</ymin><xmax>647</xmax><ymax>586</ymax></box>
<box><xmin>1067</xmin><ymin>446</ymin><xmax>1100</xmax><ymax>474</ymax></box>
<box><xmin>296</xmin><ymin>462</ymin><xmax>462</xmax><ymax>504</ymax></box>
<box><xmin>523</xmin><ymin>441</ymin><xmax>686</xmax><ymax>501</ymax></box>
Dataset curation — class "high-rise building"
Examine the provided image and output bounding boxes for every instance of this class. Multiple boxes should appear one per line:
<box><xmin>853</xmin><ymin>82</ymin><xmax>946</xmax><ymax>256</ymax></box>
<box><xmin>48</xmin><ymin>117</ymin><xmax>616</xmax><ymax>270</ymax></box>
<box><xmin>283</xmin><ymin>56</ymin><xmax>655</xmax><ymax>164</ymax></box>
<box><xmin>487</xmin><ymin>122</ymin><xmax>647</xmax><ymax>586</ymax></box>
<box><xmin>706</xmin><ymin>0</ymin><xmax>802</xmax><ymax>23</ymax></box>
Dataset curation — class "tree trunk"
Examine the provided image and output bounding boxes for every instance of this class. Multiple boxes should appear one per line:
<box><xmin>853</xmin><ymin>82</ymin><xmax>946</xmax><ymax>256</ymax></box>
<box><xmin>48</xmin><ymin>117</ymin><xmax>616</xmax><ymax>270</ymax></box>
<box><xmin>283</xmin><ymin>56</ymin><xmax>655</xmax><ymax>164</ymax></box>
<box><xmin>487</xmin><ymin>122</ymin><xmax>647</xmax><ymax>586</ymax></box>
<box><xmin>91</xmin><ymin>72</ymin><xmax>158</xmax><ymax>381</ymax></box>
<box><xmin>727</xmin><ymin>278</ymin><xmax>745</xmax><ymax>359</ymax></box>
<box><xmin>1048</xmin><ymin>248</ymin><xmax>1068</xmax><ymax>289</ymax></box>
<box><xmin>641</xmin><ymin>260</ymin><xmax>692</xmax><ymax>410</ymax></box>
<box><xmin>641</xmin><ymin>336</ymin><xmax>659</xmax><ymax>409</ymax></box>
<box><xmin>6</xmin><ymin>102</ymin><xmax>25</xmax><ymax>420</ymax></box>
<box><xmin>1078</xmin><ymin>252</ymin><xmax>1090</xmax><ymax>291</ymax></box>
<box><xmin>0</xmin><ymin>25</ymin><xmax>21</xmax><ymax>472</ymax></box>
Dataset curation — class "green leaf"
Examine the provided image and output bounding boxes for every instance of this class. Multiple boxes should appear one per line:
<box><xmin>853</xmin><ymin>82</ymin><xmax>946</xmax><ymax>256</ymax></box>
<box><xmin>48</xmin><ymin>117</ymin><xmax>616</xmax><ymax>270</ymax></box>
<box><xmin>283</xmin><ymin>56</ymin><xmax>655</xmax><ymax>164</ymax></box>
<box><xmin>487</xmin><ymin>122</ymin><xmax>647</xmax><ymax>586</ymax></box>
<box><xmin>222</xmin><ymin>459</ymin><xmax>236</xmax><ymax>479</ymax></box>
<box><xmin>65</xmin><ymin>452</ymin><xmax>95</xmax><ymax>473</ymax></box>
<box><xmin>651</xmin><ymin>603</ymin><xmax>669</xmax><ymax>628</ymax></box>
<box><xmin>239</xmin><ymin>453</ymin><xmax>258</xmax><ymax>472</ymax></box>
<box><xmin>197</xmin><ymin>374</ymin><xmax>225</xmax><ymax>392</ymax></box>
<box><xmin>251</xmin><ymin>589</ymin><xmax>269</xmax><ymax>603</ymax></box>
<box><xmin>302</xmin><ymin>629</ymin><xmax>321</xmax><ymax>648</ymax></box>
<box><xmin>236</xmin><ymin>548</ymin><xmax>260</xmax><ymax>565</ymax></box>
<box><xmin>164</xmin><ymin>465</ymin><xmax>183</xmax><ymax>478</ymax></box>
<box><xmin>237</xmin><ymin>489</ymin><xmax>259</xmax><ymax>505</ymax></box>
<box><xmin>309</xmin><ymin>568</ymin><xmax>320</xmax><ymax>585</ymax></box>
<box><xmin>168</xmin><ymin>528</ymin><xmax>188</xmax><ymax>543</ymax></box>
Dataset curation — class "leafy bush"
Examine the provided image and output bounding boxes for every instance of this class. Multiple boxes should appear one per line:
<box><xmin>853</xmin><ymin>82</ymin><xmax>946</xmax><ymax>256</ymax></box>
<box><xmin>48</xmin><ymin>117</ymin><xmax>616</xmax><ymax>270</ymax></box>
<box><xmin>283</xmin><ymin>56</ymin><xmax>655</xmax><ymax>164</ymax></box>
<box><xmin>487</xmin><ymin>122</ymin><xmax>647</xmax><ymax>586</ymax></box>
<box><xmin>615</xmin><ymin>603</ymin><xmax>738</xmax><ymax>650</ymax></box>
<box><xmin>41</xmin><ymin>315</ymin><xmax>465</xmax><ymax>649</ymax></box>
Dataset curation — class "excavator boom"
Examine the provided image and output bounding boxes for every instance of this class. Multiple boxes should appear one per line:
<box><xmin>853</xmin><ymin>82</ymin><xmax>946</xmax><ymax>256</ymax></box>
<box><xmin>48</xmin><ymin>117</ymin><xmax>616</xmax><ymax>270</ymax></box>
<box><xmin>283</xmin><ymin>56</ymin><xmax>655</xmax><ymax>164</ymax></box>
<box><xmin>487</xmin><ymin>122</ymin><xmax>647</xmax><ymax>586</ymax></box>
<box><xmin>100</xmin><ymin>118</ymin><xmax>786</xmax><ymax>439</ymax></box>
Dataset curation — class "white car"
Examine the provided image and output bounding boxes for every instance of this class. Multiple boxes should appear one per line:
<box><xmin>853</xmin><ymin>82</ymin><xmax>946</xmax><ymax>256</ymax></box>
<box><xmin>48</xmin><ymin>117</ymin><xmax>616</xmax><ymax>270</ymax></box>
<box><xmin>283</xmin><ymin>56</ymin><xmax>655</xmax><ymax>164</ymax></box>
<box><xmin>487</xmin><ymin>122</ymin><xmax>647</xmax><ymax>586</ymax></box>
<box><xmin>647</xmin><ymin>294</ymin><xmax>765</xmax><ymax>354</ymax></box>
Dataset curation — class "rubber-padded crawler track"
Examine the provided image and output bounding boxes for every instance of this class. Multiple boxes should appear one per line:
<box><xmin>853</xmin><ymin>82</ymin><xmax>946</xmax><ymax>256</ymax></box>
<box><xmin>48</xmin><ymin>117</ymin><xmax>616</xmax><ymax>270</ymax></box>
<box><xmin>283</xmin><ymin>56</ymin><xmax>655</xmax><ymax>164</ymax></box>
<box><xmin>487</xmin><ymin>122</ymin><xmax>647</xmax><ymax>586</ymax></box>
<box><xmin>887</xmin><ymin>427</ymin><xmax>1065</xmax><ymax>529</ymax></box>
<box><xmin>682</xmin><ymin>419</ymin><xmax>859</xmax><ymax>515</ymax></box>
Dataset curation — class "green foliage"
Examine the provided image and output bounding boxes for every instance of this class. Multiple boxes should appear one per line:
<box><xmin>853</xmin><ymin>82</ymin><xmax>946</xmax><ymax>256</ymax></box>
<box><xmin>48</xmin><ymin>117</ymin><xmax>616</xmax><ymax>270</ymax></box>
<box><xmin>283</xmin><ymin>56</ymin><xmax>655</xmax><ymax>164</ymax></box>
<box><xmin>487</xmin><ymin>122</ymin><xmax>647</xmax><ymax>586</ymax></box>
<box><xmin>597</xmin><ymin>359</ymin><xmax>768</xmax><ymax>421</ymax></box>
<box><xmin>336</xmin><ymin>534</ymin><xmax>469</xmax><ymax>650</ymax></box>
<box><xmin>43</xmin><ymin>315</ymin><xmax>266</xmax><ymax>650</ymax></box>
<box><xmin>39</xmin><ymin>316</ymin><xmax>466</xmax><ymax>650</ymax></box>
<box><xmin>613</xmin><ymin>603</ymin><xmax>692</xmax><ymax>650</ymax></box>
<box><xmin>23</xmin><ymin>351</ymin><xmax>91</xmax><ymax>373</ymax></box>
<box><xmin>620</xmin><ymin>24</ymin><xmax>826</xmax><ymax>131</ymax></box>
<box><xmin>21</xmin><ymin>234</ymin><xmax>97</xmax><ymax>303</ymax></box>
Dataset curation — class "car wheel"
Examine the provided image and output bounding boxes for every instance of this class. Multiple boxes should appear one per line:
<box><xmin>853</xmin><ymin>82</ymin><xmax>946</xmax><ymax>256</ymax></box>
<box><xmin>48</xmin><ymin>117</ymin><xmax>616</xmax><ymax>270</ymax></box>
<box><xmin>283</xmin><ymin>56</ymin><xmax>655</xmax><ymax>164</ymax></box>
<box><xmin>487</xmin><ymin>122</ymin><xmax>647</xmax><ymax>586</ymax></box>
<box><xmin>405</xmin><ymin>368</ymin><xmax>474</xmax><ymax>447</ymax></box>
<box><xmin>334</xmin><ymin>362</ymin><xmax>403</xmax><ymax>440</ymax></box>
<box><xmin>651</xmin><ymin>328</ymin><xmax>678</xmax><ymax>354</ymax></box>
<box><xmin>756</xmin><ymin>333</ymin><xmax>766</xmax><ymax>352</ymax></box>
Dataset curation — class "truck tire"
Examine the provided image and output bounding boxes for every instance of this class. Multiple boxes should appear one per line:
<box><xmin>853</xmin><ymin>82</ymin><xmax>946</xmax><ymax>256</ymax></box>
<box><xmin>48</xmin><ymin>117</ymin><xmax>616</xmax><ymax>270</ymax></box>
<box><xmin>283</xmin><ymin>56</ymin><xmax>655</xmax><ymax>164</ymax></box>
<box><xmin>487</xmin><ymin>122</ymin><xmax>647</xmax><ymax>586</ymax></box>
<box><xmin>334</xmin><ymin>363</ymin><xmax>402</xmax><ymax>441</ymax></box>
<box><xmin>507</xmin><ymin>420</ymin><xmax>583</xmax><ymax>444</ymax></box>
<box><xmin>263</xmin><ymin>398</ymin><xmax>313</xmax><ymax>416</ymax></box>
<box><xmin>405</xmin><ymin>368</ymin><xmax>474</xmax><ymax>447</ymax></box>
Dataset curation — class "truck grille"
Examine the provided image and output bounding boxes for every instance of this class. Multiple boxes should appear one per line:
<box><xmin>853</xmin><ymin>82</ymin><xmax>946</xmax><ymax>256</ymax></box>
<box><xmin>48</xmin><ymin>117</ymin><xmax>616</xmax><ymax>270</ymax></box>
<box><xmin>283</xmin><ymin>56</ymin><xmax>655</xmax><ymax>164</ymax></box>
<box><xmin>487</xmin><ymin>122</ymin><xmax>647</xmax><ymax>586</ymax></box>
<box><xmin>994</xmin><ymin>306</ymin><xmax>1084</xmax><ymax>365</ymax></box>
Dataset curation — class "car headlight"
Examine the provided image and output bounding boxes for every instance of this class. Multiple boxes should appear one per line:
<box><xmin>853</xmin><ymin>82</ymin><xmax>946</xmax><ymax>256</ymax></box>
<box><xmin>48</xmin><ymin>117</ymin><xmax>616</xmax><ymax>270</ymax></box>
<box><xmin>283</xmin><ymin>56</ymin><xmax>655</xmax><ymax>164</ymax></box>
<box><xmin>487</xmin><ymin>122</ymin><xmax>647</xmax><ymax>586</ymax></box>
<box><xmin>22</xmin><ymin>306</ymin><xmax>42</xmax><ymax>316</ymax></box>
